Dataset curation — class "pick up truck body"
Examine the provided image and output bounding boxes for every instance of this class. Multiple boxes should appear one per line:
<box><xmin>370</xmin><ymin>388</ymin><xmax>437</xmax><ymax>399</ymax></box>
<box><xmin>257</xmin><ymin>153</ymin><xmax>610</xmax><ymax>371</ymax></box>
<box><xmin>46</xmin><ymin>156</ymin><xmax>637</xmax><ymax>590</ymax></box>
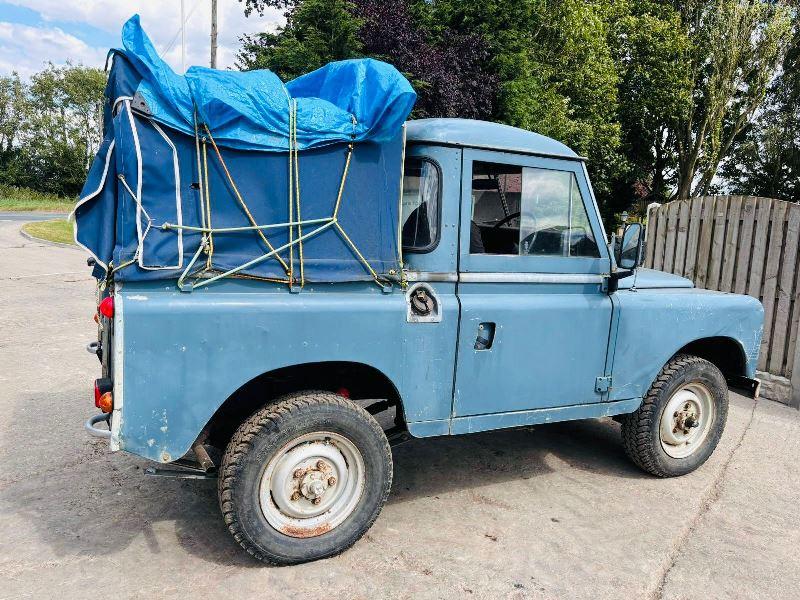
<box><xmin>99</xmin><ymin>118</ymin><xmax>763</xmax><ymax>464</ymax></box>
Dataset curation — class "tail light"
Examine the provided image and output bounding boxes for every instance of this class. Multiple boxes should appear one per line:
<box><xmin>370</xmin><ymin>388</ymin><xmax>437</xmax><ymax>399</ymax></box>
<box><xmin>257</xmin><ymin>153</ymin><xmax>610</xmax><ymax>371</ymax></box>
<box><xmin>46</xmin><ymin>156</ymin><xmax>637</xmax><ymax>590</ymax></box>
<box><xmin>98</xmin><ymin>296</ymin><xmax>114</xmax><ymax>319</ymax></box>
<box><xmin>94</xmin><ymin>378</ymin><xmax>113</xmax><ymax>413</ymax></box>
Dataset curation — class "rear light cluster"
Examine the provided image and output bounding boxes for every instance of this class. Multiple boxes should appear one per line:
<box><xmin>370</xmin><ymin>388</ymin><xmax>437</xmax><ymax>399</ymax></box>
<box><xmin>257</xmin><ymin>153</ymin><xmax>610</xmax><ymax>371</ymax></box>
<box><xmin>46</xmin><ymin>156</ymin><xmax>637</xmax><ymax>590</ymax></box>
<box><xmin>98</xmin><ymin>296</ymin><xmax>114</xmax><ymax>319</ymax></box>
<box><xmin>94</xmin><ymin>378</ymin><xmax>113</xmax><ymax>413</ymax></box>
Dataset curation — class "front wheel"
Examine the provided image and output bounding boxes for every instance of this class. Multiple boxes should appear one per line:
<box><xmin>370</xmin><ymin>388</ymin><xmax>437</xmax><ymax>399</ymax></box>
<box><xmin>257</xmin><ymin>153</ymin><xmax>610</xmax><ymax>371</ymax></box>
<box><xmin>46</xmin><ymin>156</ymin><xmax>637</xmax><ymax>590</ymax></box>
<box><xmin>218</xmin><ymin>391</ymin><xmax>393</xmax><ymax>564</ymax></box>
<box><xmin>621</xmin><ymin>354</ymin><xmax>728</xmax><ymax>477</ymax></box>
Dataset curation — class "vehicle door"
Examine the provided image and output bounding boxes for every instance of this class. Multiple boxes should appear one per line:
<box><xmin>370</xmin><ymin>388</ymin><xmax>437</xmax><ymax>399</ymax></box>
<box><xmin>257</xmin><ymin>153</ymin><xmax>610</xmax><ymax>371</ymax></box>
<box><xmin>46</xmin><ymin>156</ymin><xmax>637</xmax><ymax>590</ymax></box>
<box><xmin>452</xmin><ymin>149</ymin><xmax>613</xmax><ymax>420</ymax></box>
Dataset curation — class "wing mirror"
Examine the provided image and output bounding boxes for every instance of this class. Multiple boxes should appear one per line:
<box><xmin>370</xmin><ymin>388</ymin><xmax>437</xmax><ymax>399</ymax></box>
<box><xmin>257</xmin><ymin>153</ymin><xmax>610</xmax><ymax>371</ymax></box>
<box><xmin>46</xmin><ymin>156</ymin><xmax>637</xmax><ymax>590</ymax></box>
<box><xmin>616</xmin><ymin>222</ymin><xmax>643</xmax><ymax>270</ymax></box>
<box><xmin>608</xmin><ymin>222</ymin><xmax>643</xmax><ymax>293</ymax></box>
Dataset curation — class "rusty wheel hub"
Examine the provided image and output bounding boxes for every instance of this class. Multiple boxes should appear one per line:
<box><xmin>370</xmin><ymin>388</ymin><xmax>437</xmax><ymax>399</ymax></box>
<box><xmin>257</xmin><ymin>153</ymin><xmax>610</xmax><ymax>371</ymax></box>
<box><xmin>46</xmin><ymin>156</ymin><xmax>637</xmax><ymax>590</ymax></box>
<box><xmin>659</xmin><ymin>382</ymin><xmax>715</xmax><ymax>459</ymax></box>
<box><xmin>259</xmin><ymin>432</ymin><xmax>365</xmax><ymax>538</ymax></box>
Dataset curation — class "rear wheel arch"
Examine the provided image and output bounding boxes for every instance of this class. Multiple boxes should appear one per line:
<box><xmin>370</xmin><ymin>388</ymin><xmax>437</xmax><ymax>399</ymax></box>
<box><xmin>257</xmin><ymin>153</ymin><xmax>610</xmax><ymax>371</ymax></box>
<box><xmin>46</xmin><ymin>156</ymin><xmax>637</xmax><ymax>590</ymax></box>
<box><xmin>199</xmin><ymin>361</ymin><xmax>406</xmax><ymax>452</ymax></box>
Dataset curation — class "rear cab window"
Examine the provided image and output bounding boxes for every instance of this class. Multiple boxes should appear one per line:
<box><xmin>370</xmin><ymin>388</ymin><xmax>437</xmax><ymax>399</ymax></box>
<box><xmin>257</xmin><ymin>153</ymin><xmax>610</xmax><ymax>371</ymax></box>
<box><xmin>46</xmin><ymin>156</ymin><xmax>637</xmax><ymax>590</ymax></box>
<box><xmin>401</xmin><ymin>157</ymin><xmax>440</xmax><ymax>252</ymax></box>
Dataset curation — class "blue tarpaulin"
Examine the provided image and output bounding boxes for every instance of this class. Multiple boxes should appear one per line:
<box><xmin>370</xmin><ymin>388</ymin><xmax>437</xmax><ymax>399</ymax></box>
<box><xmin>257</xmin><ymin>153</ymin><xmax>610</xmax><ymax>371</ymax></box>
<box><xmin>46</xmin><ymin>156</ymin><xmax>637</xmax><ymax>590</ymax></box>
<box><xmin>74</xmin><ymin>15</ymin><xmax>415</xmax><ymax>284</ymax></box>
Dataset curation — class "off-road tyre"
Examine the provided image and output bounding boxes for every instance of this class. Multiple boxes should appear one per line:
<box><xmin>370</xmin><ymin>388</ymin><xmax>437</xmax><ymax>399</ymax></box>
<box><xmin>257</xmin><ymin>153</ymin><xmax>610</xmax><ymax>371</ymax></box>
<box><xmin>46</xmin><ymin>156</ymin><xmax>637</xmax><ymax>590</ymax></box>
<box><xmin>621</xmin><ymin>354</ymin><xmax>728</xmax><ymax>477</ymax></box>
<box><xmin>218</xmin><ymin>391</ymin><xmax>393</xmax><ymax>564</ymax></box>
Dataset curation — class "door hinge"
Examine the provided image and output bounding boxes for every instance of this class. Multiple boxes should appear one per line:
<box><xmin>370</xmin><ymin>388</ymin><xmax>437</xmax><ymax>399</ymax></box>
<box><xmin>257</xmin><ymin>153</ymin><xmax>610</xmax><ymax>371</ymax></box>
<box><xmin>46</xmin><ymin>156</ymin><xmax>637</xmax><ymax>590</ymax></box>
<box><xmin>595</xmin><ymin>376</ymin><xmax>612</xmax><ymax>393</ymax></box>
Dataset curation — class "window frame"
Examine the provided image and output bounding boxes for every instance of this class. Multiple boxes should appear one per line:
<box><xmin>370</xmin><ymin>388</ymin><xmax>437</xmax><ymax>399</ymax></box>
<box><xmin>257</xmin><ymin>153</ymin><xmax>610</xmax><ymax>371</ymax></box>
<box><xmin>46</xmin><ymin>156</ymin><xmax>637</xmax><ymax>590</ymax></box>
<box><xmin>460</xmin><ymin>148</ymin><xmax>610</xmax><ymax>275</ymax></box>
<box><xmin>401</xmin><ymin>155</ymin><xmax>443</xmax><ymax>254</ymax></box>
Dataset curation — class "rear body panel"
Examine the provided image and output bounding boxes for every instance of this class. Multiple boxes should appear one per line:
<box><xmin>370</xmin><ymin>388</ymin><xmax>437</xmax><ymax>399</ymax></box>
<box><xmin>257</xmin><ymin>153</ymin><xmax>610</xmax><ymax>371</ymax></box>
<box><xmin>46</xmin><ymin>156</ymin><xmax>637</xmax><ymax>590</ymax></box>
<box><xmin>112</xmin><ymin>279</ymin><xmax>458</xmax><ymax>462</ymax></box>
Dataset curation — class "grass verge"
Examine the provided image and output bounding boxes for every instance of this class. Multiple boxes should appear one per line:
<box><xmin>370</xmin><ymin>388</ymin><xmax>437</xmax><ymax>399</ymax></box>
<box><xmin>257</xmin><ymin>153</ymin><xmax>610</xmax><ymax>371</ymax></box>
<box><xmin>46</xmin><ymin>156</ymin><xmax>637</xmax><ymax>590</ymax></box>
<box><xmin>0</xmin><ymin>185</ymin><xmax>75</xmax><ymax>212</ymax></box>
<box><xmin>21</xmin><ymin>219</ymin><xmax>75</xmax><ymax>245</ymax></box>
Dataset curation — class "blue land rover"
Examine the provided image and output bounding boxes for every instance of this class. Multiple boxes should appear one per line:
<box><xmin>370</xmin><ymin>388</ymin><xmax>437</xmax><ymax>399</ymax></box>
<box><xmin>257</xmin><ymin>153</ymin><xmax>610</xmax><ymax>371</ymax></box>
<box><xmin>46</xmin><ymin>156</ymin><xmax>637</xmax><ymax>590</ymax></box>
<box><xmin>80</xmin><ymin>18</ymin><xmax>763</xmax><ymax>565</ymax></box>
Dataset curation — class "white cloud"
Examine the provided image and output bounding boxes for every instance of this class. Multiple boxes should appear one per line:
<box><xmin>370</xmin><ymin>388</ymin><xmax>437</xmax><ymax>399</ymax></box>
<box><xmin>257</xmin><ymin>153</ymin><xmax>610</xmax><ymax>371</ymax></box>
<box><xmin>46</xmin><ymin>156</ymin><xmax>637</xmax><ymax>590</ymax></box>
<box><xmin>0</xmin><ymin>22</ymin><xmax>107</xmax><ymax>78</ymax></box>
<box><xmin>1</xmin><ymin>0</ymin><xmax>283</xmax><ymax>76</ymax></box>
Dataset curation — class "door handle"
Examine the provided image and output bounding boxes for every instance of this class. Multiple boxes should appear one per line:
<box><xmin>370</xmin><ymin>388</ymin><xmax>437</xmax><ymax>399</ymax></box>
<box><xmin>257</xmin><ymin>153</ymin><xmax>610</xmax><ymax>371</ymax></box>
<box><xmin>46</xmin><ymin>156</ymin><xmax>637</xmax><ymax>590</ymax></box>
<box><xmin>474</xmin><ymin>322</ymin><xmax>495</xmax><ymax>350</ymax></box>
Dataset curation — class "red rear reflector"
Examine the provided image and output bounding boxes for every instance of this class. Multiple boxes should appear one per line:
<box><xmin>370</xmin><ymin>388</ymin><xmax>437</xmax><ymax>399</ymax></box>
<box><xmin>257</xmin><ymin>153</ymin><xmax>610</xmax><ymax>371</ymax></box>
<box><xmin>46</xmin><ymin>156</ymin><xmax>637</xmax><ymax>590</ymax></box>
<box><xmin>94</xmin><ymin>381</ymin><xmax>102</xmax><ymax>407</ymax></box>
<box><xmin>98</xmin><ymin>296</ymin><xmax>114</xmax><ymax>318</ymax></box>
<box><xmin>336</xmin><ymin>387</ymin><xmax>350</xmax><ymax>399</ymax></box>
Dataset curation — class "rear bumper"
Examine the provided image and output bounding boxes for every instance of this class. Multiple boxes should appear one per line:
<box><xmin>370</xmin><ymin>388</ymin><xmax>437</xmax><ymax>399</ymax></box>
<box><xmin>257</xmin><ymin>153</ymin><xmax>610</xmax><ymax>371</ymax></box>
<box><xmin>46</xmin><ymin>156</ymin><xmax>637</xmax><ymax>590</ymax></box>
<box><xmin>726</xmin><ymin>375</ymin><xmax>760</xmax><ymax>399</ymax></box>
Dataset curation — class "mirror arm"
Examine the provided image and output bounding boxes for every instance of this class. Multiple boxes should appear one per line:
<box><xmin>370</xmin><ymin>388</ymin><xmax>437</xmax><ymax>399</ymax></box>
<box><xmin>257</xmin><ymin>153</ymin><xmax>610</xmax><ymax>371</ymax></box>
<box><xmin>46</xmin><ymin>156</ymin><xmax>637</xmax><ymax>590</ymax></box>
<box><xmin>606</xmin><ymin>268</ymin><xmax>634</xmax><ymax>294</ymax></box>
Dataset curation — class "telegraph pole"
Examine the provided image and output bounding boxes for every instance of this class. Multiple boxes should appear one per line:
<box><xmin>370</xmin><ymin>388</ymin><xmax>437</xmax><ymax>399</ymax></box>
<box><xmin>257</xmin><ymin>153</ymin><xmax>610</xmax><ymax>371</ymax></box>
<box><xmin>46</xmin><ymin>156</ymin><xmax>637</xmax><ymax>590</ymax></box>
<box><xmin>210</xmin><ymin>0</ymin><xmax>218</xmax><ymax>69</ymax></box>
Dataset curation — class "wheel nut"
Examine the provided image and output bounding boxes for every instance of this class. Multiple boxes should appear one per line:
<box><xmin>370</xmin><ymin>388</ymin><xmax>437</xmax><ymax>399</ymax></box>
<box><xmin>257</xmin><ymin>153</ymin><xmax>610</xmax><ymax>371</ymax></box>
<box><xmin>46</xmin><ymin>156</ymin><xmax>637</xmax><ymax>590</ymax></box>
<box><xmin>313</xmin><ymin>497</ymin><xmax>322</xmax><ymax>505</ymax></box>
<box><xmin>316</xmin><ymin>460</ymin><xmax>326</xmax><ymax>470</ymax></box>
<box><xmin>293</xmin><ymin>468</ymin><xmax>304</xmax><ymax>479</ymax></box>
<box><xmin>291</xmin><ymin>491</ymin><xmax>300</xmax><ymax>501</ymax></box>
<box><xmin>328</xmin><ymin>477</ymin><xmax>336</xmax><ymax>486</ymax></box>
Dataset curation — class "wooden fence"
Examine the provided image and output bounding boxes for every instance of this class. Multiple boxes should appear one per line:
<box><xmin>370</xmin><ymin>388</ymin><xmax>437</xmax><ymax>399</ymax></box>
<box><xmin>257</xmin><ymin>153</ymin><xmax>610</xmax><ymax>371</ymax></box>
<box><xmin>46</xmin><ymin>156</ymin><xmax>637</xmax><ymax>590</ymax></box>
<box><xmin>645</xmin><ymin>196</ymin><xmax>800</xmax><ymax>407</ymax></box>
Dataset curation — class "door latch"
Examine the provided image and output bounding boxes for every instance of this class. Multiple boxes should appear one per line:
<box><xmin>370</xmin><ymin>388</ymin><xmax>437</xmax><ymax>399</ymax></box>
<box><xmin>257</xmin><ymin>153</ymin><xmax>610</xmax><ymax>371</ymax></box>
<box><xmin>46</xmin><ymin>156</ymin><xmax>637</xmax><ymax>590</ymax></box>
<box><xmin>474</xmin><ymin>322</ymin><xmax>496</xmax><ymax>350</ymax></box>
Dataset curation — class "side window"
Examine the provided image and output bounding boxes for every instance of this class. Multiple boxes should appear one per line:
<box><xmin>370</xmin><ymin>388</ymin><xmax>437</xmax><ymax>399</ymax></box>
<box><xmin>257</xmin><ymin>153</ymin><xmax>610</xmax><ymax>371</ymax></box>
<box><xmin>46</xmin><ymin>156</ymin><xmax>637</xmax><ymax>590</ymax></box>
<box><xmin>401</xmin><ymin>157</ymin><xmax>440</xmax><ymax>252</ymax></box>
<box><xmin>470</xmin><ymin>161</ymin><xmax>599</xmax><ymax>258</ymax></box>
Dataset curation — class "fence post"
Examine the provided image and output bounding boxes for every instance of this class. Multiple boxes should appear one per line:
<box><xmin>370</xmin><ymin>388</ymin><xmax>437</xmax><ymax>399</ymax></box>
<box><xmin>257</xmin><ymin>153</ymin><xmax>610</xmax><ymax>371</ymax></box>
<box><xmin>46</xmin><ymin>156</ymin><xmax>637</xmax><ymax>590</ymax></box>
<box><xmin>792</xmin><ymin>339</ymin><xmax>800</xmax><ymax>409</ymax></box>
<box><xmin>645</xmin><ymin>202</ymin><xmax>661</xmax><ymax>240</ymax></box>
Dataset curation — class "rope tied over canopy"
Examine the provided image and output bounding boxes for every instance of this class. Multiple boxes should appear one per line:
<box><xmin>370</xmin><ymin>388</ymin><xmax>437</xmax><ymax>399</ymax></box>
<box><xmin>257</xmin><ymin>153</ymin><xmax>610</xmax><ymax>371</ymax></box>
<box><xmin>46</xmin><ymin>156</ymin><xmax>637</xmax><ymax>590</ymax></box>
<box><xmin>146</xmin><ymin>101</ymin><xmax>391</xmax><ymax>291</ymax></box>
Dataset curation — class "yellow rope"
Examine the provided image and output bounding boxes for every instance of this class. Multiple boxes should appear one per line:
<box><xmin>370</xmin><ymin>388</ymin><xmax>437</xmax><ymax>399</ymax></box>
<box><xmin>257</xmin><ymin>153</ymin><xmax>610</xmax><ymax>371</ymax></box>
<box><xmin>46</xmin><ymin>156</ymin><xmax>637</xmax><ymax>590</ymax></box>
<box><xmin>203</xmin><ymin>125</ymin><xmax>290</xmax><ymax>275</ymax></box>
<box><xmin>335</xmin><ymin>222</ymin><xmax>380</xmax><ymax>280</ymax></box>
<box><xmin>287</xmin><ymin>102</ymin><xmax>294</xmax><ymax>283</ymax></box>
<box><xmin>110</xmin><ymin>257</ymin><xmax>136</xmax><ymax>274</ymax></box>
<box><xmin>294</xmin><ymin>100</ymin><xmax>304</xmax><ymax>287</ymax></box>
<box><xmin>206</xmin><ymin>269</ymin><xmax>291</xmax><ymax>285</ymax></box>
<box><xmin>202</xmin><ymin>138</ymin><xmax>214</xmax><ymax>269</ymax></box>
<box><xmin>193</xmin><ymin>111</ymin><xmax>207</xmax><ymax>233</ymax></box>
<box><xmin>333</xmin><ymin>144</ymin><xmax>353</xmax><ymax>219</ymax></box>
<box><xmin>173</xmin><ymin>118</ymin><xmax>388</xmax><ymax>289</ymax></box>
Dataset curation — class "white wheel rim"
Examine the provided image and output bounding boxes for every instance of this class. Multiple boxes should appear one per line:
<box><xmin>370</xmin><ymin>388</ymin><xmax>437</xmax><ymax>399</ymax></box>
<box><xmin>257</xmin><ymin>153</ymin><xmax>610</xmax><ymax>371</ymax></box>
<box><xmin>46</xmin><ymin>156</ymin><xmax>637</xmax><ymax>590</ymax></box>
<box><xmin>659</xmin><ymin>382</ymin><xmax>715</xmax><ymax>459</ymax></box>
<box><xmin>259</xmin><ymin>431</ymin><xmax>365</xmax><ymax>538</ymax></box>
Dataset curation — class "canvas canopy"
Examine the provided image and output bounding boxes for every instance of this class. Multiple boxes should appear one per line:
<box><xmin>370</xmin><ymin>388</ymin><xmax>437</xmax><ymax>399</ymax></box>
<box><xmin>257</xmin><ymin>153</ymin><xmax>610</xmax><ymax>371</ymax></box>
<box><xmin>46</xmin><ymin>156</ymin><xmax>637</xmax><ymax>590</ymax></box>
<box><xmin>74</xmin><ymin>15</ymin><xmax>416</xmax><ymax>286</ymax></box>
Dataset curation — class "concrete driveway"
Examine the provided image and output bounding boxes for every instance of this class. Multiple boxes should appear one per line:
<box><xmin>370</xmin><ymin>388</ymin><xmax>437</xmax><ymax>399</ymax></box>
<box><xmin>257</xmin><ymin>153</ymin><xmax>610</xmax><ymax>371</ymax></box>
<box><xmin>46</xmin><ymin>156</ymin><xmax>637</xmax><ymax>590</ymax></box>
<box><xmin>0</xmin><ymin>220</ymin><xmax>798</xmax><ymax>600</ymax></box>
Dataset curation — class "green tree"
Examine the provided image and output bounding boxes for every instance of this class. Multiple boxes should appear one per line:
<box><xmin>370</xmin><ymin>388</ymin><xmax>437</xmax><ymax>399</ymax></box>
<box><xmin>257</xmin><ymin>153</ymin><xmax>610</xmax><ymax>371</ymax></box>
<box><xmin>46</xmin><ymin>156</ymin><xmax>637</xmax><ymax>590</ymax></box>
<box><xmin>719</xmin><ymin>10</ymin><xmax>800</xmax><ymax>202</ymax></box>
<box><xmin>237</xmin><ymin>0</ymin><xmax>363</xmax><ymax>80</ymax></box>
<box><xmin>0</xmin><ymin>73</ymin><xmax>26</xmax><ymax>153</ymax></box>
<box><xmin>0</xmin><ymin>63</ymin><xmax>106</xmax><ymax>197</ymax></box>
<box><xmin>610</xmin><ymin>0</ymin><xmax>692</xmax><ymax>214</ymax></box>
<box><xmin>672</xmin><ymin>0</ymin><xmax>791</xmax><ymax>200</ymax></box>
<box><xmin>236</xmin><ymin>0</ymin><xmax>792</xmax><ymax>219</ymax></box>
<box><xmin>428</xmin><ymin>0</ymin><xmax>624</xmax><ymax>213</ymax></box>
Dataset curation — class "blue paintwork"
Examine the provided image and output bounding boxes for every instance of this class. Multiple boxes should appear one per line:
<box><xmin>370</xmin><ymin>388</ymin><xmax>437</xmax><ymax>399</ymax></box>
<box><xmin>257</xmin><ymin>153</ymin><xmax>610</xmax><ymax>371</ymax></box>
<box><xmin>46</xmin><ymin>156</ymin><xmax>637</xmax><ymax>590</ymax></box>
<box><xmin>454</xmin><ymin>281</ymin><xmax>613</xmax><ymax>416</ymax></box>
<box><xmin>402</xmin><ymin>144</ymin><xmax>461</xmax><ymax>274</ymax></box>
<box><xmin>608</xmin><ymin>288</ymin><xmax>763</xmax><ymax>400</ymax></box>
<box><xmin>406</xmin><ymin>118</ymin><xmax>580</xmax><ymax>160</ymax></box>
<box><xmin>109</xmin><ymin>118</ymin><xmax>764</xmax><ymax>464</ymax></box>
<box><xmin>619</xmin><ymin>268</ymin><xmax>694</xmax><ymax>289</ymax></box>
<box><xmin>117</xmin><ymin>279</ymin><xmax>459</xmax><ymax>462</ymax></box>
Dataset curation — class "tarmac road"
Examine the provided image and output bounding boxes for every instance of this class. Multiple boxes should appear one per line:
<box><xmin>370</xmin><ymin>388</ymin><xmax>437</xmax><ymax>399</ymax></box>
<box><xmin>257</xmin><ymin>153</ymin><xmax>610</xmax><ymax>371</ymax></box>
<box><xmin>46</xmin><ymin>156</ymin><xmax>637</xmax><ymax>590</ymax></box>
<box><xmin>0</xmin><ymin>219</ymin><xmax>798</xmax><ymax>599</ymax></box>
<box><xmin>0</xmin><ymin>211</ymin><xmax>68</xmax><ymax>221</ymax></box>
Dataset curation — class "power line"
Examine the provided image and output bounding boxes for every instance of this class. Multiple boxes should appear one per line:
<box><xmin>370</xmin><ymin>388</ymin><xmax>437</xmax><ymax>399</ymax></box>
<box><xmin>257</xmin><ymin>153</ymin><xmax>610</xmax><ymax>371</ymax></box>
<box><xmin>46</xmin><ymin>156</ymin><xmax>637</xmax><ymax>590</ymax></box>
<box><xmin>160</xmin><ymin>0</ymin><xmax>203</xmax><ymax>62</ymax></box>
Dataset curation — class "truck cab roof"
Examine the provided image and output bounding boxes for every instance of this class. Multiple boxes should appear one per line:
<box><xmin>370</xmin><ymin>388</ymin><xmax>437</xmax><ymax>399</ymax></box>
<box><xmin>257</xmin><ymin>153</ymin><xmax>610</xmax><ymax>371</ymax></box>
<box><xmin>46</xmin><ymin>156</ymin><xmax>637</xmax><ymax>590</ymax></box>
<box><xmin>405</xmin><ymin>118</ymin><xmax>582</xmax><ymax>160</ymax></box>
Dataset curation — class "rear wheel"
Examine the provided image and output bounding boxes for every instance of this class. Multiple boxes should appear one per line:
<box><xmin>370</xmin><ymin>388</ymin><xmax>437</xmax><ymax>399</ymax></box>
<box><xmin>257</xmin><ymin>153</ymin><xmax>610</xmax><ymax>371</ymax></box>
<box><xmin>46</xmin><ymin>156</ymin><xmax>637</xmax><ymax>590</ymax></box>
<box><xmin>219</xmin><ymin>391</ymin><xmax>392</xmax><ymax>564</ymax></box>
<box><xmin>621</xmin><ymin>354</ymin><xmax>728</xmax><ymax>477</ymax></box>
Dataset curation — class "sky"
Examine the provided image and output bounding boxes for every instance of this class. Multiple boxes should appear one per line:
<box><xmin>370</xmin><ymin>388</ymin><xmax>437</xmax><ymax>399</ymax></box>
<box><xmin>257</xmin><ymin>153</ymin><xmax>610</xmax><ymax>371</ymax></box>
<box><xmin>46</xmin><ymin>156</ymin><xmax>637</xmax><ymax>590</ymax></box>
<box><xmin>0</xmin><ymin>0</ymin><xmax>284</xmax><ymax>78</ymax></box>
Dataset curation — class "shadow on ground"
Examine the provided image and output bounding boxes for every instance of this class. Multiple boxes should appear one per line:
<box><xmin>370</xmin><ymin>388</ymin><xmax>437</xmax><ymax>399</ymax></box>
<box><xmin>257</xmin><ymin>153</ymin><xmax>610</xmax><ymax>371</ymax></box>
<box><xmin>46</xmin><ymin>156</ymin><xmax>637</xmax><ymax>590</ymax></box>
<box><xmin>0</xmin><ymin>403</ymin><xmax>649</xmax><ymax>570</ymax></box>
